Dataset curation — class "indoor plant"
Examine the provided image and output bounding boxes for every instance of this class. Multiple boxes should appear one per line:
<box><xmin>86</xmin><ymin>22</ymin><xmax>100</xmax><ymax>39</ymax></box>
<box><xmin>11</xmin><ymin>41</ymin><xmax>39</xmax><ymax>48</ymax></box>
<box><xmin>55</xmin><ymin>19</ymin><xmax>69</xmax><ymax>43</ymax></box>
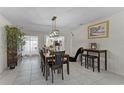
<box><xmin>5</xmin><ymin>25</ymin><xmax>25</xmax><ymax>69</ymax></box>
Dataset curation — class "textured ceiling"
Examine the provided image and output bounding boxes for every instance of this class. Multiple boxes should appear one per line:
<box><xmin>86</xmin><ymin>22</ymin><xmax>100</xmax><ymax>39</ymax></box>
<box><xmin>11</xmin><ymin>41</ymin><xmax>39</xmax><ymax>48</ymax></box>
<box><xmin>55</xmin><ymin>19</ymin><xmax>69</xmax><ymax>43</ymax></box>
<box><xmin>0</xmin><ymin>7</ymin><xmax>124</xmax><ymax>33</ymax></box>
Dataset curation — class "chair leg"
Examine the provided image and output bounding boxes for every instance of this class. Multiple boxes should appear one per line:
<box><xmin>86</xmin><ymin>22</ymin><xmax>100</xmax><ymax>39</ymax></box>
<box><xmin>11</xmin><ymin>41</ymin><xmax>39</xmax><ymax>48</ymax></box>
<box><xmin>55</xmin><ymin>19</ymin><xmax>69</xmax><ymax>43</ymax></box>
<box><xmin>43</xmin><ymin>65</ymin><xmax>45</xmax><ymax>76</ymax></box>
<box><xmin>41</xmin><ymin>67</ymin><xmax>43</xmax><ymax>72</ymax></box>
<box><xmin>85</xmin><ymin>56</ymin><xmax>87</xmax><ymax>68</ymax></box>
<box><xmin>52</xmin><ymin>69</ymin><xmax>54</xmax><ymax>83</ymax></box>
<box><xmin>92</xmin><ymin>58</ymin><xmax>94</xmax><ymax>72</ymax></box>
<box><xmin>81</xmin><ymin>55</ymin><xmax>82</xmax><ymax>66</ymax></box>
<box><xmin>87</xmin><ymin>58</ymin><xmax>89</xmax><ymax>69</ymax></box>
<box><xmin>41</xmin><ymin>65</ymin><xmax>44</xmax><ymax>72</ymax></box>
<box><xmin>62</xmin><ymin>66</ymin><xmax>64</xmax><ymax>80</ymax></box>
<box><xmin>89</xmin><ymin>58</ymin><xmax>92</xmax><ymax>67</ymax></box>
<box><xmin>41</xmin><ymin>62</ymin><xmax>43</xmax><ymax>72</ymax></box>
<box><xmin>48</xmin><ymin>68</ymin><xmax>50</xmax><ymax>76</ymax></box>
<box><xmin>97</xmin><ymin>58</ymin><xmax>99</xmax><ymax>72</ymax></box>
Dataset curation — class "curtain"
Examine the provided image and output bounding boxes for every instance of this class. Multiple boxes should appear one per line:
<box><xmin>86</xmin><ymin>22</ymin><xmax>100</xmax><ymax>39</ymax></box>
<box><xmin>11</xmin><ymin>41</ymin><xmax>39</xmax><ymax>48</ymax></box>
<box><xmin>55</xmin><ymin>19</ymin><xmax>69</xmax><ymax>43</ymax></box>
<box><xmin>22</xmin><ymin>36</ymin><xmax>38</xmax><ymax>56</ymax></box>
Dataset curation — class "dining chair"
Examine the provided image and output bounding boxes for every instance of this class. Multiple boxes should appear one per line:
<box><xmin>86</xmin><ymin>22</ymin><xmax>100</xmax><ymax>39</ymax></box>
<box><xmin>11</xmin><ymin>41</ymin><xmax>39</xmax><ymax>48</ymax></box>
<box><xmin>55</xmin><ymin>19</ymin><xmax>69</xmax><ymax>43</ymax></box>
<box><xmin>79</xmin><ymin>47</ymin><xmax>89</xmax><ymax>67</ymax></box>
<box><xmin>81</xmin><ymin>49</ymin><xmax>99</xmax><ymax>72</ymax></box>
<box><xmin>63</xmin><ymin>54</ymin><xmax>69</xmax><ymax>75</ymax></box>
<box><xmin>39</xmin><ymin>50</ymin><xmax>45</xmax><ymax>76</ymax></box>
<box><xmin>50</xmin><ymin>51</ymin><xmax>65</xmax><ymax>83</ymax></box>
<box><xmin>87</xmin><ymin>55</ymin><xmax>98</xmax><ymax>72</ymax></box>
<box><xmin>81</xmin><ymin>53</ymin><xmax>88</xmax><ymax>67</ymax></box>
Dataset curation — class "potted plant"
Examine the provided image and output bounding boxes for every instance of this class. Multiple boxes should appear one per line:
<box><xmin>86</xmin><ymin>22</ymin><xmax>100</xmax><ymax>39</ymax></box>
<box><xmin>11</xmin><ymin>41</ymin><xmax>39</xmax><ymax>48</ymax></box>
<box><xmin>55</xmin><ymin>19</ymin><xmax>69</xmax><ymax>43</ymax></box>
<box><xmin>5</xmin><ymin>25</ymin><xmax>25</xmax><ymax>69</ymax></box>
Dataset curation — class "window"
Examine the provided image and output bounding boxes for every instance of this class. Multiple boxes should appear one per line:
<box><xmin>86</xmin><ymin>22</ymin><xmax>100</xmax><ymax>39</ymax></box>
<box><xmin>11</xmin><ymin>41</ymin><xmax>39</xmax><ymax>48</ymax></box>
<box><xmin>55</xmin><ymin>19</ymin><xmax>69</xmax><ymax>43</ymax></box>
<box><xmin>22</xmin><ymin>36</ymin><xmax>38</xmax><ymax>56</ymax></box>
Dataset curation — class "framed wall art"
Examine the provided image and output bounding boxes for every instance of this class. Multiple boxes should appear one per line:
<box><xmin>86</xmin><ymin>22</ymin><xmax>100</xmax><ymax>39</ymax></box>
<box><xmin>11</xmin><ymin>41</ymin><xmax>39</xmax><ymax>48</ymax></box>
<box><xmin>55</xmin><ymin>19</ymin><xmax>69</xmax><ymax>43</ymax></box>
<box><xmin>88</xmin><ymin>21</ymin><xmax>109</xmax><ymax>39</ymax></box>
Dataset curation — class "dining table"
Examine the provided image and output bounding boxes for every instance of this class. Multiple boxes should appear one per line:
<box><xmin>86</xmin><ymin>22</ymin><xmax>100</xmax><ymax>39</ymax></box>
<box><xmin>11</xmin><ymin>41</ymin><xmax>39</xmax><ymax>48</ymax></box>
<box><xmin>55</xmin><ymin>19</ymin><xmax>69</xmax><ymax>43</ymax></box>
<box><xmin>43</xmin><ymin>52</ymin><xmax>70</xmax><ymax>81</ymax></box>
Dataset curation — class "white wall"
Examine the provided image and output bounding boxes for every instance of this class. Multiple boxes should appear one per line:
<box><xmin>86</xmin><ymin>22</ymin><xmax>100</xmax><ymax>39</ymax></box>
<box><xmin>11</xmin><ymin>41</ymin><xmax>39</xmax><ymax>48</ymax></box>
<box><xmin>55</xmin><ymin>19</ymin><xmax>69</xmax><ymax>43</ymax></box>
<box><xmin>63</xmin><ymin>11</ymin><xmax>124</xmax><ymax>76</ymax></box>
<box><xmin>0</xmin><ymin>14</ymin><xmax>11</xmax><ymax>74</ymax></box>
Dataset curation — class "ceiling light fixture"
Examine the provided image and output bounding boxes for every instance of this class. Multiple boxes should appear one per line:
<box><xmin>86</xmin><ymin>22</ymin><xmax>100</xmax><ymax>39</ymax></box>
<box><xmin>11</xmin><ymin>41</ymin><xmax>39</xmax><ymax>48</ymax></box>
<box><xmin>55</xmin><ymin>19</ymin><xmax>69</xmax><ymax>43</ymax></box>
<box><xmin>49</xmin><ymin>16</ymin><xmax>59</xmax><ymax>38</ymax></box>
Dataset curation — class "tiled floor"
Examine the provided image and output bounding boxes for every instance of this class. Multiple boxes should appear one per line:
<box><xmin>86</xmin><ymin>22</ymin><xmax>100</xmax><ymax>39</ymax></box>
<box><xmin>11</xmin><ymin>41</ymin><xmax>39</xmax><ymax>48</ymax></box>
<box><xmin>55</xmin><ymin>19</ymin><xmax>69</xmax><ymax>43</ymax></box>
<box><xmin>0</xmin><ymin>56</ymin><xmax>124</xmax><ymax>85</ymax></box>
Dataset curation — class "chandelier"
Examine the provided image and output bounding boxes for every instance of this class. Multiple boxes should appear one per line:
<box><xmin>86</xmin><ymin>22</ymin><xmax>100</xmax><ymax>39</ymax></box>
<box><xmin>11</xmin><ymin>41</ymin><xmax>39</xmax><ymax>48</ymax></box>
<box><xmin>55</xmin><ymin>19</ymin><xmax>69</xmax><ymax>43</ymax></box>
<box><xmin>49</xmin><ymin>16</ymin><xmax>59</xmax><ymax>38</ymax></box>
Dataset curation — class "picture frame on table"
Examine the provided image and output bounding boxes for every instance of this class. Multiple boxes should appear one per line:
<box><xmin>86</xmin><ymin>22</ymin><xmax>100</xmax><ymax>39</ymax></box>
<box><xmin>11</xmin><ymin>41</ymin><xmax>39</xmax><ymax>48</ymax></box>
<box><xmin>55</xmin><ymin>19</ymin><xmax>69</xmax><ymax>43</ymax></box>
<box><xmin>90</xmin><ymin>43</ymin><xmax>97</xmax><ymax>50</ymax></box>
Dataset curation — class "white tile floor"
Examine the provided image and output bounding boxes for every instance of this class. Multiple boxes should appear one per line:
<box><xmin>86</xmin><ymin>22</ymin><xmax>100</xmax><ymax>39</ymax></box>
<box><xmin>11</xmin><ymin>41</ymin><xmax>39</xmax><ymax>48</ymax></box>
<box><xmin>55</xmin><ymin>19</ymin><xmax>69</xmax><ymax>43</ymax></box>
<box><xmin>0</xmin><ymin>56</ymin><xmax>124</xmax><ymax>85</ymax></box>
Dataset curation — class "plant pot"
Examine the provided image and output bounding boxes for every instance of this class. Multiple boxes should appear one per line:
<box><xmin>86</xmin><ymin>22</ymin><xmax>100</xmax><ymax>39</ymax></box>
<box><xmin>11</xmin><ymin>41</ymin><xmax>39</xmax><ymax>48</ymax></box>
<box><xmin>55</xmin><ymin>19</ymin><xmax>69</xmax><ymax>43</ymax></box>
<box><xmin>10</xmin><ymin>65</ymin><xmax>15</xmax><ymax>69</ymax></box>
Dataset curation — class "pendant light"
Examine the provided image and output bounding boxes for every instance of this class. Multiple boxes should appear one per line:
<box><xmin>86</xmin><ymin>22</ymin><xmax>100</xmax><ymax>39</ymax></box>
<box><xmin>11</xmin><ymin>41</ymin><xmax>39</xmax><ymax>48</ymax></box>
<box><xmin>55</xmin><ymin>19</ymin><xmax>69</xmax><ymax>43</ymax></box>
<box><xmin>49</xmin><ymin>16</ymin><xmax>59</xmax><ymax>38</ymax></box>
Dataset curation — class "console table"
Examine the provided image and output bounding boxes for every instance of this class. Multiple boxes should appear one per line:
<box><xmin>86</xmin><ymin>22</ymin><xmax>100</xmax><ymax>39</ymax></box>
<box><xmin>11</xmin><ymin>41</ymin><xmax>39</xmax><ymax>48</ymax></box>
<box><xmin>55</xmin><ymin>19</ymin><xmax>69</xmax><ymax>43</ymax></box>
<box><xmin>83</xmin><ymin>49</ymin><xmax>107</xmax><ymax>72</ymax></box>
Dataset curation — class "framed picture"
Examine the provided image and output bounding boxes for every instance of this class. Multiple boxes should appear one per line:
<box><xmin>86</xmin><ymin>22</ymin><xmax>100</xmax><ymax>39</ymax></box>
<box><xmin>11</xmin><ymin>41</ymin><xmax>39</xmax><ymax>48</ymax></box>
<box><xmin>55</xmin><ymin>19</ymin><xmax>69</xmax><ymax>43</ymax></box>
<box><xmin>88</xmin><ymin>21</ymin><xmax>109</xmax><ymax>39</ymax></box>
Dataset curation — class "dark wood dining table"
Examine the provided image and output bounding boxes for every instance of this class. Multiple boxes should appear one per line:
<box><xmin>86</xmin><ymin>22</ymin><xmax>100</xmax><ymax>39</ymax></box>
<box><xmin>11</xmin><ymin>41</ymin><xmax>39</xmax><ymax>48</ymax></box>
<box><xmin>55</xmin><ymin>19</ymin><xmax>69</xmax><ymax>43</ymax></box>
<box><xmin>83</xmin><ymin>49</ymin><xmax>107</xmax><ymax>72</ymax></box>
<box><xmin>43</xmin><ymin>53</ymin><xmax>69</xmax><ymax>81</ymax></box>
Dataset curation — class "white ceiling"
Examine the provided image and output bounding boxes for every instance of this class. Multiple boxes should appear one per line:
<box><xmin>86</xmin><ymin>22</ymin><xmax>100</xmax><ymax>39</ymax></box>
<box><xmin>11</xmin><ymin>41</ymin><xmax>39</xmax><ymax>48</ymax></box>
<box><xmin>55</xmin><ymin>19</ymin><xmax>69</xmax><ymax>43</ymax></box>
<box><xmin>0</xmin><ymin>7</ymin><xmax>124</xmax><ymax>33</ymax></box>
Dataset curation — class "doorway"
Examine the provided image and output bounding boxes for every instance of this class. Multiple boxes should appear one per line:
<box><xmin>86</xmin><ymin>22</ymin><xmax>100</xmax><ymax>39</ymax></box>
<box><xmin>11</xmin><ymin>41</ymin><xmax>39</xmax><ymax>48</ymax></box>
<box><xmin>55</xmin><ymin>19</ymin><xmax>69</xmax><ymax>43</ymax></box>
<box><xmin>22</xmin><ymin>36</ymin><xmax>38</xmax><ymax>56</ymax></box>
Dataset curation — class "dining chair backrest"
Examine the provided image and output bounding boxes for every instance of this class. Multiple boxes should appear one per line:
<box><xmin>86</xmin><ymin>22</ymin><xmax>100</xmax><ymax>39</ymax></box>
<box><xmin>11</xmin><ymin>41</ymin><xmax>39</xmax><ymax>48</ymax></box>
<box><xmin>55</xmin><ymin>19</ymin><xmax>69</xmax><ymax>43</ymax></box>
<box><xmin>39</xmin><ymin>50</ymin><xmax>42</xmax><ymax>57</ymax></box>
<box><xmin>54</xmin><ymin>51</ymin><xmax>65</xmax><ymax>65</ymax></box>
<box><xmin>39</xmin><ymin>50</ymin><xmax>45</xmax><ymax>63</ymax></box>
